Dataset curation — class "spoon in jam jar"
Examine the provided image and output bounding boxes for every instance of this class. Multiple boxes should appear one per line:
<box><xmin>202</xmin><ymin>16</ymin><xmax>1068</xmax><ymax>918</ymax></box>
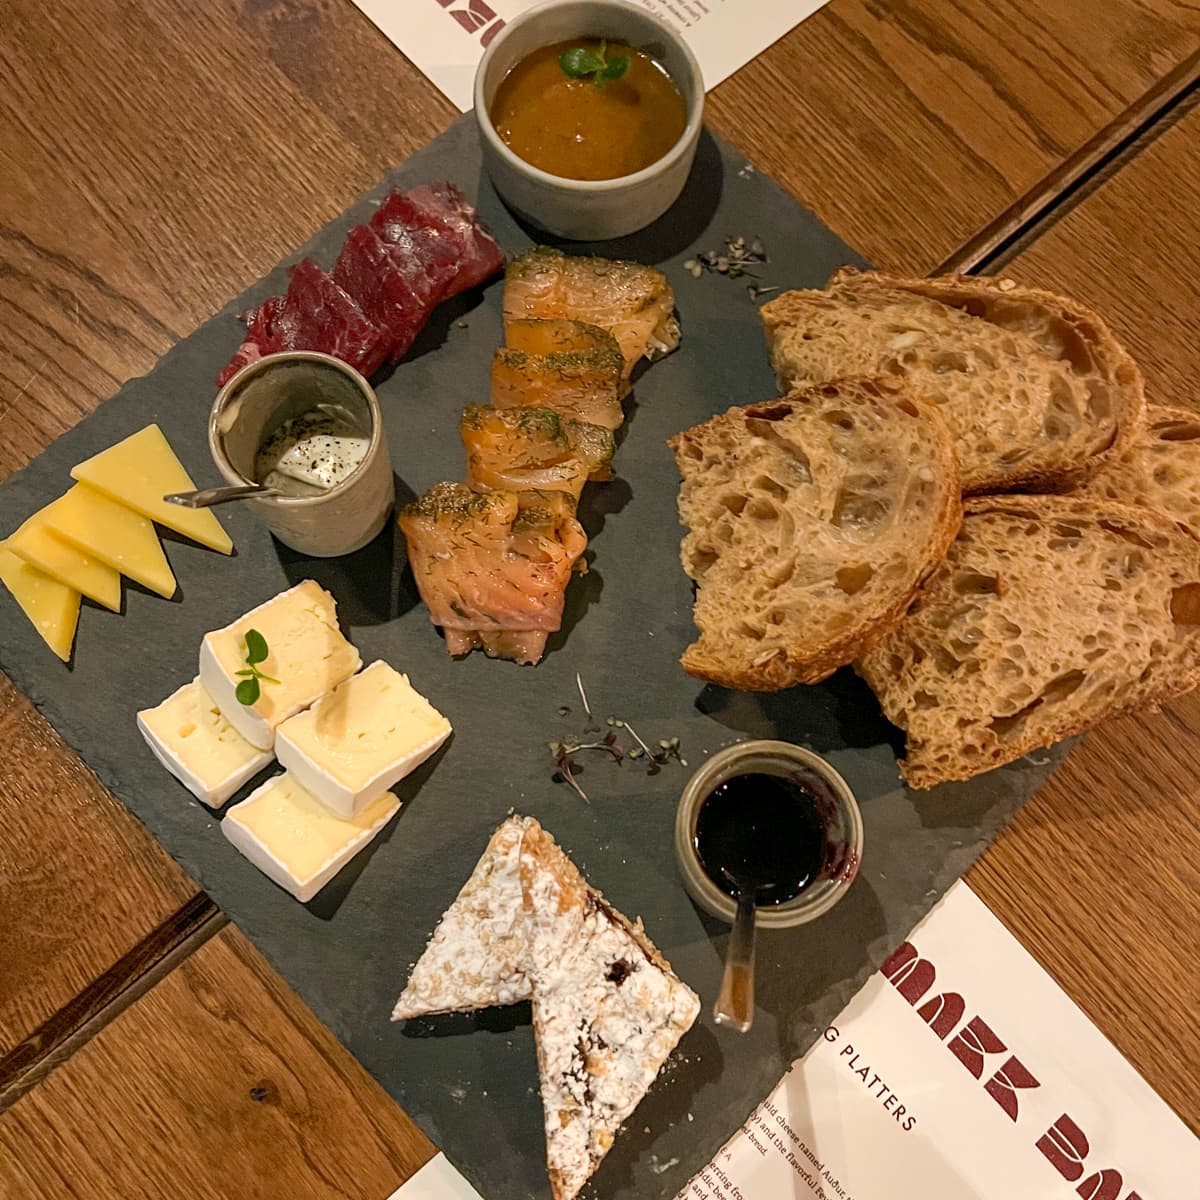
<box><xmin>699</xmin><ymin>771</ymin><xmax>829</xmax><ymax>1034</ymax></box>
<box><xmin>713</xmin><ymin>866</ymin><xmax>762</xmax><ymax>1033</ymax></box>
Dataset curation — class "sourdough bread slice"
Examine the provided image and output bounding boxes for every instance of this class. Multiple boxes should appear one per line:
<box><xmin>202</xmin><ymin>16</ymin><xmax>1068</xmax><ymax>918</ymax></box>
<box><xmin>858</xmin><ymin>496</ymin><xmax>1200</xmax><ymax>788</ymax></box>
<box><xmin>519</xmin><ymin>822</ymin><xmax>700</xmax><ymax>1200</ymax></box>
<box><xmin>760</xmin><ymin>270</ymin><xmax>1145</xmax><ymax>493</ymax></box>
<box><xmin>1068</xmin><ymin>404</ymin><xmax>1200</xmax><ymax>534</ymax></box>
<box><xmin>391</xmin><ymin>816</ymin><xmax>532</xmax><ymax>1019</ymax></box>
<box><xmin>669</xmin><ymin>377</ymin><xmax>962</xmax><ymax>690</ymax></box>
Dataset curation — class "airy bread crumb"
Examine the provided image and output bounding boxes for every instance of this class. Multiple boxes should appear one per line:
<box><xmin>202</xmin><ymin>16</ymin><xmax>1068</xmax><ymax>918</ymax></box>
<box><xmin>669</xmin><ymin>377</ymin><xmax>962</xmax><ymax>690</ymax></box>
<box><xmin>858</xmin><ymin>496</ymin><xmax>1200</xmax><ymax>787</ymax></box>
<box><xmin>1068</xmin><ymin>404</ymin><xmax>1200</xmax><ymax>535</ymax></box>
<box><xmin>761</xmin><ymin>269</ymin><xmax>1145</xmax><ymax>493</ymax></box>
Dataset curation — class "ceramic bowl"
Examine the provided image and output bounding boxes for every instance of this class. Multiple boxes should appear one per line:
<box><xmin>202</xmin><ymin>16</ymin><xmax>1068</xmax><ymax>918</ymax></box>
<box><xmin>674</xmin><ymin>740</ymin><xmax>864</xmax><ymax>930</ymax></box>
<box><xmin>209</xmin><ymin>352</ymin><xmax>394</xmax><ymax>558</ymax></box>
<box><xmin>474</xmin><ymin>0</ymin><xmax>704</xmax><ymax>241</ymax></box>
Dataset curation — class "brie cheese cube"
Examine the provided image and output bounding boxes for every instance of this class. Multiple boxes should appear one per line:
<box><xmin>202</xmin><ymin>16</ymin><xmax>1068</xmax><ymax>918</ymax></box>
<box><xmin>137</xmin><ymin>678</ymin><xmax>274</xmax><ymax>808</ymax></box>
<box><xmin>221</xmin><ymin>772</ymin><xmax>399</xmax><ymax>902</ymax></box>
<box><xmin>199</xmin><ymin>580</ymin><xmax>361</xmax><ymax>750</ymax></box>
<box><xmin>275</xmin><ymin>660</ymin><xmax>452</xmax><ymax>818</ymax></box>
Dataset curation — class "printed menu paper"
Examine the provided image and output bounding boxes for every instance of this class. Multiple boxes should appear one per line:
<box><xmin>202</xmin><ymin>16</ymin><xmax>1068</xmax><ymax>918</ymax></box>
<box><xmin>680</xmin><ymin>881</ymin><xmax>1198</xmax><ymax>1199</ymax></box>
<box><xmin>386</xmin><ymin>1153</ymin><xmax>484</xmax><ymax>1199</ymax></box>
<box><xmin>351</xmin><ymin>0</ymin><xmax>831</xmax><ymax>111</ymax></box>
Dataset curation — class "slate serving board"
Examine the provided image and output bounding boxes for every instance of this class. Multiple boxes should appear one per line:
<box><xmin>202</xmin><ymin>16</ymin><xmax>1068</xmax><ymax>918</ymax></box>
<box><xmin>0</xmin><ymin>116</ymin><xmax>1065</xmax><ymax>1199</ymax></box>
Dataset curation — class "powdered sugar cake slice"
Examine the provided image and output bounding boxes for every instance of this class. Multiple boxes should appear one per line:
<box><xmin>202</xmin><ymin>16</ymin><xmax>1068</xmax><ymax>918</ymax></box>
<box><xmin>392</xmin><ymin>815</ymin><xmax>699</xmax><ymax>1200</ymax></box>
<box><xmin>391</xmin><ymin>815</ymin><xmax>533</xmax><ymax>1019</ymax></box>
<box><xmin>520</xmin><ymin>823</ymin><xmax>701</xmax><ymax>1200</ymax></box>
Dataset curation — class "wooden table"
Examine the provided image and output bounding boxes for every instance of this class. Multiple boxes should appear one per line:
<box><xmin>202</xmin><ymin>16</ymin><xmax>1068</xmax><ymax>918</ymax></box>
<box><xmin>1</xmin><ymin>1</ymin><xmax>1198</xmax><ymax>1193</ymax></box>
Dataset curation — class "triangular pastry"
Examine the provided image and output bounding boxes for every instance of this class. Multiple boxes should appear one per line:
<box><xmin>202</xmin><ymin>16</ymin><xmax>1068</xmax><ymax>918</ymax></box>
<box><xmin>393</xmin><ymin>816</ymin><xmax>699</xmax><ymax>1200</ymax></box>
<box><xmin>391</xmin><ymin>815</ymin><xmax>534</xmax><ymax>1019</ymax></box>
<box><xmin>519</xmin><ymin>823</ymin><xmax>700</xmax><ymax>1200</ymax></box>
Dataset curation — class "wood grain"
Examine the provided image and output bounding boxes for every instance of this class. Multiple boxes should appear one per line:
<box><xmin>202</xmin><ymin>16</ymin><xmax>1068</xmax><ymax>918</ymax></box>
<box><xmin>707</xmin><ymin>0</ymin><xmax>1200</xmax><ymax>274</ymax></box>
<box><xmin>967</xmin><ymin>101</ymin><xmax>1200</xmax><ymax>1135</ymax></box>
<box><xmin>0</xmin><ymin>0</ymin><xmax>1198</xmax><ymax>1174</ymax></box>
<box><xmin>0</xmin><ymin>894</ymin><xmax>223</xmax><ymax>1107</ymax></box>
<box><xmin>0</xmin><ymin>925</ymin><xmax>435</xmax><ymax>1199</ymax></box>
<box><xmin>939</xmin><ymin>55</ymin><xmax>1200</xmax><ymax>274</ymax></box>
<box><xmin>0</xmin><ymin>0</ymin><xmax>455</xmax><ymax>477</ymax></box>
<box><xmin>991</xmin><ymin>96</ymin><xmax>1200</xmax><ymax>411</ymax></box>
<box><xmin>0</xmin><ymin>677</ymin><xmax>197</xmax><ymax>1058</ymax></box>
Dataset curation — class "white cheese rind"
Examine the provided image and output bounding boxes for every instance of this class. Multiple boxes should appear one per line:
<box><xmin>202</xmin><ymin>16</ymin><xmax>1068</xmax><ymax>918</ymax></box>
<box><xmin>137</xmin><ymin>677</ymin><xmax>274</xmax><ymax>808</ymax></box>
<box><xmin>274</xmin><ymin>660</ymin><xmax>452</xmax><ymax>818</ymax></box>
<box><xmin>220</xmin><ymin>772</ymin><xmax>399</xmax><ymax>903</ymax></box>
<box><xmin>199</xmin><ymin>579</ymin><xmax>361</xmax><ymax>750</ymax></box>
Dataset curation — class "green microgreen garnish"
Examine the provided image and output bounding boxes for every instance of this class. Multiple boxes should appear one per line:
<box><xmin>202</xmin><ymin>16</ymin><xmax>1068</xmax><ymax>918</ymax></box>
<box><xmin>559</xmin><ymin>39</ymin><xmax>630</xmax><ymax>88</ymax></box>
<box><xmin>684</xmin><ymin>235</ymin><xmax>777</xmax><ymax>301</ymax></box>
<box><xmin>550</xmin><ymin>731</ymin><xmax>623</xmax><ymax>804</ymax></box>
<box><xmin>234</xmin><ymin>628</ymin><xmax>279</xmax><ymax>706</ymax></box>
<box><xmin>549</xmin><ymin>673</ymin><xmax>686</xmax><ymax>802</ymax></box>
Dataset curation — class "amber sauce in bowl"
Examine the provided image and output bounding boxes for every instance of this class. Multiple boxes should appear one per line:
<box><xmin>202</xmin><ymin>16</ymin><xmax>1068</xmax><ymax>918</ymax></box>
<box><xmin>489</xmin><ymin>39</ymin><xmax>687</xmax><ymax>182</ymax></box>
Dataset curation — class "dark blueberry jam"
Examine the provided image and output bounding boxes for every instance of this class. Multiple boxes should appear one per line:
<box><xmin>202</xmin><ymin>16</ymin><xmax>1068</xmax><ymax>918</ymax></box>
<box><xmin>694</xmin><ymin>771</ymin><xmax>835</xmax><ymax>906</ymax></box>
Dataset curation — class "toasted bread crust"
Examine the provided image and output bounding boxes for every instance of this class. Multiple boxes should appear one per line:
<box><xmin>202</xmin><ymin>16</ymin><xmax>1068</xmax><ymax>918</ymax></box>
<box><xmin>858</xmin><ymin>496</ymin><xmax>1200</xmax><ymax>787</ymax></box>
<box><xmin>1068</xmin><ymin>404</ymin><xmax>1200</xmax><ymax>535</ymax></box>
<box><xmin>762</xmin><ymin>269</ymin><xmax>1145</xmax><ymax>493</ymax></box>
<box><xmin>670</xmin><ymin>377</ymin><xmax>962</xmax><ymax>691</ymax></box>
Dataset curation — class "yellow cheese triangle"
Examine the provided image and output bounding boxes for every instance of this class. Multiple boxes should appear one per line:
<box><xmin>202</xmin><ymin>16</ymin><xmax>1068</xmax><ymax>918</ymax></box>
<box><xmin>43</xmin><ymin>485</ymin><xmax>177</xmax><ymax>599</ymax></box>
<box><xmin>70</xmin><ymin>425</ymin><xmax>234</xmax><ymax>555</ymax></box>
<box><xmin>7</xmin><ymin>513</ymin><xmax>122</xmax><ymax>611</ymax></box>
<box><xmin>0</xmin><ymin>545</ymin><xmax>81</xmax><ymax>662</ymax></box>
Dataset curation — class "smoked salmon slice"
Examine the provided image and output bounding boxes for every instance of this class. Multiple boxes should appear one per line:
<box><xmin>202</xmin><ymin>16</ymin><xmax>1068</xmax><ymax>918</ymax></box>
<box><xmin>505</xmin><ymin>318</ymin><xmax>622</xmax><ymax>359</ymax></box>
<box><xmin>491</xmin><ymin>347</ymin><xmax>625</xmax><ymax>431</ymax></box>
<box><xmin>503</xmin><ymin>247</ymin><xmax>680</xmax><ymax>379</ymax></box>
<box><xmin>460</xmin><ymin>406</ymin><xmax>614</xmax><ymax>501</ymax></box>
<box><xmin>397</xmin><ymin>483</ymin><xmax>587</xmax><ymax>665</ymax></box>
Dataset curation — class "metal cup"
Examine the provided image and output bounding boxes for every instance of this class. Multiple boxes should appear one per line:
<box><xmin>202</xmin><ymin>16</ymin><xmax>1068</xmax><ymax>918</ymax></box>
<box><xmin>209</xmin><ymin>352</ymin><xmax>394</xmax><ymax>557</ymax></box>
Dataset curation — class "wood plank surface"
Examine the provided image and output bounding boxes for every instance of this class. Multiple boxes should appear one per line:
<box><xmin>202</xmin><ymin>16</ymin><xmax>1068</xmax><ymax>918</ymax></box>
<box><xmin>0</xmin><ymin>677</ymin><xmax>198</xmax><ymax>1059</ymax></box>
<box><xmin>0</xmin><ymin>926</ymin><xmax>435</xmax><ymax>1199</ymax></box>
<box><xmin>0</xmin><ymin>0</ymin><xmax>1198</xmax><ymax>1178</ymax></box>
<box><xmin>708</xmin><ymin>1</ymin><xmax>1200</xmax><ymax>274</ymax></box>
<box><xmin>993</xmin><ymin>97</ymin><xmax>1200</xmax><ymax>412</ymax></box>
<box><xmin>967</xmin><ymin>101</ymin><xmax>1200</xmax><ymax>1135</ymax></box>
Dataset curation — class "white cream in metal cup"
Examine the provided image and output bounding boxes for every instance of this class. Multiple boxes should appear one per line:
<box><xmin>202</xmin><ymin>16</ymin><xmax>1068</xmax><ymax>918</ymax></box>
<box><xmin>209</xmin><ymin>352</ymin><xmax>394</xmax><ymax>557</ymax></box>
<box><xmin>674</xmin><ymin>740</ymin><xmax>864</xmax><ymax>930</ymax></box>
<box><xmin>474</xmin><ymin>0</ymin><xmax>705</xmax><ymax>241</ymax></box>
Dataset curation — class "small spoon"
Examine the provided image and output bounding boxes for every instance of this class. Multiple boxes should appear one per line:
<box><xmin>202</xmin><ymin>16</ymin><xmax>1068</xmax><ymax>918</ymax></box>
<box><xmin>163</xmin><ymin>483</ymin><xmax>280</xmax><ymax>509</ymax></box>
<box><xmin>713</xmin><ymin>868</ymin><xmax>760</xmax><ymax>1034</ymax></box>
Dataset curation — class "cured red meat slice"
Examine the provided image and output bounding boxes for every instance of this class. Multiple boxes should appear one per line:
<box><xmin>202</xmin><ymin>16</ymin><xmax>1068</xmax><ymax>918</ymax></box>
<box><xmin>332</xmin><ymin>225</ymin><xmax>433</xmax><ymax>362</ymax></box>
<box><xmin>370</xmin><ymin>183</ymin><xmax>504</xmax><ymax>302</ymax></box>
<box><xmin>217</xmin><ymin>260</ymin><xmax>388</xmax><ymax>386</ymax></box>
<box><xmin>406</xmin><ymin>182</ymin><xmax>506</xmax><ymax>293</ymax></box>
<box><xmin>216</xmin><ymin>183</ymin><xmax>503</xmax><ymax>385</ymax></box>
<box><xmin>216</xmin><ymin>296</ymin><xmax>284</xmax><ymax>386</ymax></box>
<box><xmin>369</xmin><ymin>190</ymin><xmax>464</xmax><ymax>303</ymax></box>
